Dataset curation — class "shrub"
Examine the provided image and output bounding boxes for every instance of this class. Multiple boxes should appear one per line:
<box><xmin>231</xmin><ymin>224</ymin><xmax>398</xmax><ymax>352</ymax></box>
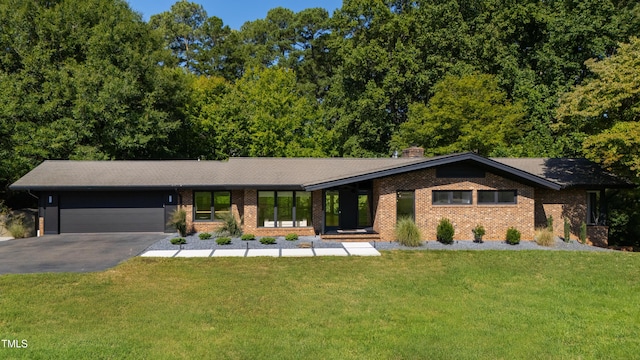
<box><xmin>579</xmin><ymin>222</ymin><xmax>587</xmax><ymax>244</ymax></box>
<box><xmin>199</xmin><ymin>232</ymin><xmax>212</xmax><ymax>240</ymax></box>
<box><xmin>260</xmin><ymin>237</ymin><xmax>276</xmax><ymax>245</ymax></box>
<box><xmin>535</xmin><ymin>227</ymin><xmax>555</xmax><ymax>247</ymax></box>
<box><xmin>168</xmin><ymin>209</ymin><xmax>187</xmax><ymax>237</ymax></box>
<box><xmin>170</xmin><ymin>237</ymin><xmax>186</xmax><ymax>245</ymax></box>
<box><xmin>547</xmin><ymin>215</ymin><xmax>554</xmax><ymax>232</ymax></box>
<box><xmin>216</xmin><ymin>237</ymin><xmax>232</xmax><ymax>245</ymax></box>
<box><xmin>7</xmin><ymin>220</ymin><xmax>28</xmax><ymax>239</ymax></box>
<box><xmin>563</xmin><ymin>218</ymin><xmax>571</xmax><ymax>242</ymax></box>
<box><xmin>436</xmin><ymin>218</ymin><xmax>455</xmax><ymax>245</ymax></box>
<box><xmin>506</xmin><ymin>227</ymin><xmax>521</xmax><ymax>245</ymax></box>
<box><xmin>217</xmin><ymin>214</ymin><xmax>242</xmax><ymax>237</ymax></box>
<box><xmin>395</xmin><ymin>217</ymin><xmax>422</xmax><ymax>247</ymax></box>
<box><xmin>4</xmin><ymin>214</ymin><xmax>29</xmax><ymax>239</ymax></box>
<box><xmin>472</xmin><ymin>224</ymin><xmax>486</xmax><ymax>243</ymax></box>
<box><xmin>241</xmin><ymin>234</ymin><xmax>256</xmax><ymax>241</ymax></box>
<box><xmin>285</xmin><ymin>233</ymin><xmax>298</xmax><ymax>241</ymax></box>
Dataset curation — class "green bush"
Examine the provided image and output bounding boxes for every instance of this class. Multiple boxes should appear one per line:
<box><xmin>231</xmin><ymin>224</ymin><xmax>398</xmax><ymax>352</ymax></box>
<box><xmin>216</xmin><ymin>237</ymin><xmax>232</xmax><ymax>245</ymax></box>
<box><xmin>506</xmin><ymin>227</ymin><xmax>521</xmax><ymax>245</ymax></box>
<box><xmin>241</xmin><ymin>234</ymin><xmax>255</xmax><ymax>241</ymax></box>
<box><xmin>260</xmin><ymin>237</ymin><xmax>276</xmax><ymax>245</ymax></box>
<box><xmin>564</xmin><ymin>218</ymin><xmax>571</xmax><ymax>242</ymax></box>
<box><xmin>170</xmin><ymin>237</ymin><xmax>186</xmax><ymax>245</ymax></box>
<box><xmin>198</xmin><ymin>232</ymin><xmax>212</xmax><ymax>240</ymax></box>
<box><xmin>395</xmin><ymin>217</ymin><xmax>422</xmax><ymax>247</ymax></box>
<box><xmin>472</xmin><ymin>224</ymin><xmax>486</xmax><ymax>243</ymax></box>
<box><xmin>547</xmin><ymin>215</ymin><xmax>554</xmax><ymax>232</ymax></box>
<box><xmin>217</xmin><ymin>214</ymin><xmax>242</xmax><ymax>237</ymax></box>
<box><xmin>285</xmin><ymin>233</ymin><xmax>299</xmax><ymax>241</ymax></box>
<box><xmin>579</xmin><ymin>222</ymin><xmax>587</xmax><ymax>244</ymax></box>
<box><xmin>437</xmin><ymin>218</ymin><xmax>455</xmax><ymax>245</ymax></box>
<box><xmin>168</xmin><ymin>209</ymin><xmax>187</xmax><ymax>237</ymax></box>
<box><xmin>535</xmin><ymin>227</ymin><xmax>555</xmax><ymax>247</ymax></box>
<box><xmin>7</xmin><ymin>218</ymin><xmax>28</xmax><ymax>239</ymax></box>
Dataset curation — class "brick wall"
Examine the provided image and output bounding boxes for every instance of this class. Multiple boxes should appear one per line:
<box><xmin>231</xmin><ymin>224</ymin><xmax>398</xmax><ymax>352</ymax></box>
<box><xmin>535</xmin><ymin>189</ymin><xmax>585</xmax><ymax>239</ymax></box>
<box><xmin>534</xmin><ymin>188</ymin><xmax>607</xmax><ymax>245</ymax></box>
<box><xmin>373</xmin><ymin>169</ymin><xmax>535</xmax><ymax>241</ymax></box>
<box><xmin>180</xmin><ymin>190</ymin><xmax>244</xmax><ymax>234</ymax></box>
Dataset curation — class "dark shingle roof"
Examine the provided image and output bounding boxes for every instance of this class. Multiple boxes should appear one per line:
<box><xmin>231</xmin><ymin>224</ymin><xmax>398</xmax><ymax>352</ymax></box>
<box><xmin>493</xmin><ymin>158</ymin><xmax>633</xmax><ymax>188</ymax></box>
<box><xmin>9</xmin><ymin>153</ymin><xmax>633</xmax><ymax>191</ymax></box>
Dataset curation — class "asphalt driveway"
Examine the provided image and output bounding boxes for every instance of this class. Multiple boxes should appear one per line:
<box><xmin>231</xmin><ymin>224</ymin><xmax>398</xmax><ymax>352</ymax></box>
<box><xmin>0</xmin><ymin>233</ymin><xmax>167</xmax><ymax>274</ymax></box>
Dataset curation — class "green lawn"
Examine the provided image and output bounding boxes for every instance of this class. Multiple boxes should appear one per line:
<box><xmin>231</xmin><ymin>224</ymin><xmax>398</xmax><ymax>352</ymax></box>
<box><xmin>1</xmin><ymin>251</ymin><xmax>639</xmax><ymax>359</ymax></box>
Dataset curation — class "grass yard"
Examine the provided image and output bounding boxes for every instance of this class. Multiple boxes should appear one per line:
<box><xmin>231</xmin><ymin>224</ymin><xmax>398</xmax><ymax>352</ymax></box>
<box><xmin>1</xmin><ymin>250</ymin><xmax>640</xmax><ymax>359</ymax></box>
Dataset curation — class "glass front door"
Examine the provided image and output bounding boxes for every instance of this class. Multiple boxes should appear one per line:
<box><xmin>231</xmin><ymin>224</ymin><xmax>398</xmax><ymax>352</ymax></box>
<box><xmin>325</xmin><ymin>190</ymin><xmax>340</xmax><ymax>229</ymax></box>
<box><xmin>324</xmin><ymin>189</ymin><xmax>372</xmax><ymax>231</ymax></box>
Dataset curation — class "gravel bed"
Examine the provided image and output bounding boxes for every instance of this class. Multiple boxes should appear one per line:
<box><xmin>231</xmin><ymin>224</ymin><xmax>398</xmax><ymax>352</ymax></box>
<box><xmin>146</xmin><ymin>233</ymin><xmax>612</xmax><ymax>252</ymax></box>
<box><xmin>374</xmin><ymin>238</ymin><xmax>612</xmax><ymax>252</ymax></box>
<box><xmin>146</xmin><ymin>233</ymin><xmax>344</xmax><ymax>251</ymax></box>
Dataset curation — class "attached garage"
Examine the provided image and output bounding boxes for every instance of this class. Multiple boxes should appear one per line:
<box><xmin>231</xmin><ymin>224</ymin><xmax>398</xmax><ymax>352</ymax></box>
<box><xmin>58</xmin><ymin>192</ymin><xmax>168</xmax><ymax>233</ymax></box>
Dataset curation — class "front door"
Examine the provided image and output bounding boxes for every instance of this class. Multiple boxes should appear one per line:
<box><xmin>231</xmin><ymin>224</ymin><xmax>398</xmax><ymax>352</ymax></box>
<box><xmin>324</xmin><ymin>188</ymin><xmax>371</xmax><ymax>232</ymax></box>
<box><xmin>339</xmin><ymin>189</ymin><xmax>358</xmax><ymax>230</ymax></box>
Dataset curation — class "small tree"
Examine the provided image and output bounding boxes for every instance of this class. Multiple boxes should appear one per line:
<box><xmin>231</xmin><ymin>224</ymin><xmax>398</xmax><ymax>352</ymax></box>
<box><xmin>579</xmin><ymin>222</ymin><xmax>588</xmax><ymax>244</ymax></box>
<box><xmin>547</xmin><ymin>215</ymin><xmax>554</xmax><ymax>232</ymax></box>
<box><xmin>563</xmin><ymin>218</ymin><xmax>571</xmax><ymax>242</ymax></box>
<box><xmin>437</xmin><ymin>218</ymin><xmax>455</xmax><ymax>245</ymax></box>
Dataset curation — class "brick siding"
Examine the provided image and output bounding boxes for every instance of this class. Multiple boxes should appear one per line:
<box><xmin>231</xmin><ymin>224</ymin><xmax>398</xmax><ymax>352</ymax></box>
<box><xmin>180</xmin><ymin>189</ymin><xmax>244</xmax><ymax>234</ymax></box>
<box><xmin>373</xmin><ymin>169</ymin><xmax>535</xmax><ymax>241</ymax></box>
<box><xmin>534</xmin><ymin>188</ymin><xmax>607</xmax><ymax>245</ymax></box>
<box><xmin>179</xmin><ymin>171</ymin><xmax>607</xmax><ymax>245</ymax></box>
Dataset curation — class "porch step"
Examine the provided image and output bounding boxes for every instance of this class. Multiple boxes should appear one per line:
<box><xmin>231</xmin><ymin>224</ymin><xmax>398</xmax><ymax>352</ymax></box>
<box><xmin>321</xmin><ymin>233</ymin><xmax>381</xmax><ymax>242</ymax></box>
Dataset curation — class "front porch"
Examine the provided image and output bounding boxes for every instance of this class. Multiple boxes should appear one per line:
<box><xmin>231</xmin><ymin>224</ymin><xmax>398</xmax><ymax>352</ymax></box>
<box><xmin>321</xmin><ymin>228</ymin><xmax>381</xmax><ymax>242</ymax></box>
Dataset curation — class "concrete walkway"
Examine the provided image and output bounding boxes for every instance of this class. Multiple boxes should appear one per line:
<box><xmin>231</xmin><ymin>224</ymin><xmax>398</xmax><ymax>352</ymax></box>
<box><xmin>140</xmin><ymin>242</ymin><xmax>381</xmax><ymax>258</ymax></box>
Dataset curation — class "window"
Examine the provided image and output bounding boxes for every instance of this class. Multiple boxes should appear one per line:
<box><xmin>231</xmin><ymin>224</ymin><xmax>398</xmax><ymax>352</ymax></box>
<box><xmin>436</xmin><ymin>166</ymin><xmax>485</xmax><ymax>178</ymax></box>
<box><xmin>358</xmin><ymin>193</ymin><xmax>372</xmax><ymax>227</ymax></box>
<box><xmin>296</xmin><ymin>192</ymin><xmax>312</xmax><ymax>227</ymax></box>
<box><xmin>432</xmin><ymin>190</ymin><xmax>472</xmax><ymax>205</ymax></box>
<box><xmin>259</xmin><ymin>191</ymin><xmax>313</xmax><ymax>227</ymax></box>
<box><xmin>194</xmin><ymin>191</ymin><xmax>231</xmax><ymax>221</ymax></box>
<box><xmin>325</xmin><ymin>190</ymin><xmax>339</xmax><ymax>227</ymax></box>
<box><xmin>478</xmin><ymin>190</ymin><xmax>517</xmax><ymax>204</ymax></box>
<box><xmin>397</xmin><ymin>191</ymin><xmax>415</xmax><ymax>220</ymax></box>
<box><xmin>587</xmin><ymin>191</ymin><xmax>601</xmax><ymax>225</ymax></box>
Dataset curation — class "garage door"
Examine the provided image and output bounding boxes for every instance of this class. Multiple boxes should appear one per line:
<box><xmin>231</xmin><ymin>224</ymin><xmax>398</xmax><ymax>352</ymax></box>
<box><xmin>59</xmin><ymin>192</ymin><xmax>166</xmax><ymax>233</ymax></box>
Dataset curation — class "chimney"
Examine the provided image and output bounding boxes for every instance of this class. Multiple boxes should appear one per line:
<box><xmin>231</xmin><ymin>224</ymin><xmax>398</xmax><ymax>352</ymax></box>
<box><xmin>401</xmin><ymin>146</ymin><xmax>424</xmax><ymax>158</ymax></box>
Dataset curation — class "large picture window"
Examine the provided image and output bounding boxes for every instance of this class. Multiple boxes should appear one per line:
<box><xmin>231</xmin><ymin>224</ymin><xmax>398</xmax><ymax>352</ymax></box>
<box><xmin>432</xmin><ymin>190</ymin><xmax>472</xmax><ymax>205</ymax></box>
<box><xmin>478</xmin><ymin>190</ymin><xmax>517</xmax><ymax>204</ymax></box>
<box><xmin>194</xmin><ymin>191</ymin><xmax>231</xmax><ymax>221</ymax></box>
<box><xmin>397</xmin><ymin>191</ymin><xmax>415</xmax><ymax>220</ymax></box>
<box><xmin>259</xmin><ymin>191</ymin><xmax>313</xmax><ymax>227</ymax></box>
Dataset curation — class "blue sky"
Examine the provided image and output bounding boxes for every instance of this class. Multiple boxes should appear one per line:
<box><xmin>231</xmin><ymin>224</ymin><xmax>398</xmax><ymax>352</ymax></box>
<box><xmin>127</xmin><ymin>0</ymin><xmax>343</xmax><ymax>29</ymax></box>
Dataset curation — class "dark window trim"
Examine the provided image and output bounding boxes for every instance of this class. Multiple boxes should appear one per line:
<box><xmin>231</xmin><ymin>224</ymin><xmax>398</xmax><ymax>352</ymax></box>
<box><xmin>396</xmin><ymin>190</ymin><xmax>416</xmax><ymax>221</ymax></box>
<box><xmin>477</xmin><ymin>190</ymin><xmax>518</xmax><ymax>205</ymax></box>
<box><xmin>193</xmin><ymin>190</ymin><xmax>231</xmax><ymax>222</ymax></box>
<box><xmin>432</xmin><ymin>190</ymin><xmax>473</xmax><ymax>205</ymax></box>
<box><xmin>258</xmin><ymin>190</ymin><xmax>313</xmax><ymax>228</ymax></box>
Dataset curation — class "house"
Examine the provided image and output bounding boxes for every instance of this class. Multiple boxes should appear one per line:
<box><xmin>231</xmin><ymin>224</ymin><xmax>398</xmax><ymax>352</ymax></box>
<box><xmin>9</xmin><ymin>150</ymin><xmax>633</xmax><ymax>246</ymax></box>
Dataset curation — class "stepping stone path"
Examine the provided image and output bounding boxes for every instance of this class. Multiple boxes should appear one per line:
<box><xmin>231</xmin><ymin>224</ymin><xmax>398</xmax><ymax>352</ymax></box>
<box><xmin>140</xmin><ymin>242</ymin><xmax>381</xmax><ymax>258</ymax></box>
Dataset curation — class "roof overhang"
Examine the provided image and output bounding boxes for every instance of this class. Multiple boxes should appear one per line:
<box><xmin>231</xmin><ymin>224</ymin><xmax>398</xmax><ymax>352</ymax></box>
<box><xmin>303</xmin><ymin>152</ymin><xmax>563</xmax><ymax>191</ymax></box>
<box><xmin>9</xmin><ymin>184</ymin><xmax>307</xmax><ymax>192</ymax></box>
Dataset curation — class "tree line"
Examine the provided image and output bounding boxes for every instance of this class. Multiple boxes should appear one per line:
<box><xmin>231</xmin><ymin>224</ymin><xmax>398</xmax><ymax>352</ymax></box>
<box><xmin>1</xmin><ymin>0</ymin><xmax>639</xmax><ymax>243</ymax></box>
